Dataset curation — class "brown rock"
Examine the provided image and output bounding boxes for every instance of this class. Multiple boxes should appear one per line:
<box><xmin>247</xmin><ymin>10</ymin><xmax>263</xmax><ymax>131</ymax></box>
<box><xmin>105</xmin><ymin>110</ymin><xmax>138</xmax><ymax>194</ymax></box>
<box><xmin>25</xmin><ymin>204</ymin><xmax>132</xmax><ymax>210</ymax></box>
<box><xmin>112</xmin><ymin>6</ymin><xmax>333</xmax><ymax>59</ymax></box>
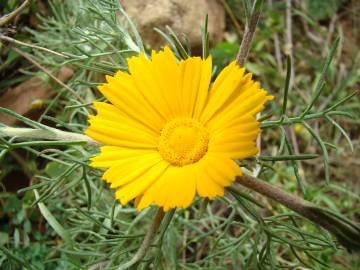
<box><xmin>0</xmin><ymin>67</ymin><xmax>73</xmax><ymax>125</ymax></box>
<box><xmin>121</xmin><ymin>0</ymin><xmax>225</xmax><ymax>50</ymax></box>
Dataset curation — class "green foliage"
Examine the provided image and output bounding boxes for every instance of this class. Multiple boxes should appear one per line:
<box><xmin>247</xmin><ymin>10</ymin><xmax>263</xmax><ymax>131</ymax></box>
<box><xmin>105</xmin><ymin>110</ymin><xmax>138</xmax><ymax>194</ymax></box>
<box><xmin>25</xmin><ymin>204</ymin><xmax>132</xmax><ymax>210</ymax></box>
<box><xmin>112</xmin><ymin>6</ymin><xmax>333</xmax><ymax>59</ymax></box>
<box><xmin>211</xmin><ymin>42</ymin><xmax>239</xmax><ymax>72</ymax></box>
<box><xmin>0</xmin><ymin>0</ymin><xmax>359</xmax><ymax>269</ymax></box>
<box><xmin>306</xmin><ymin>0</ymin><xmax>346</xmax><ymax>21</ymax></box>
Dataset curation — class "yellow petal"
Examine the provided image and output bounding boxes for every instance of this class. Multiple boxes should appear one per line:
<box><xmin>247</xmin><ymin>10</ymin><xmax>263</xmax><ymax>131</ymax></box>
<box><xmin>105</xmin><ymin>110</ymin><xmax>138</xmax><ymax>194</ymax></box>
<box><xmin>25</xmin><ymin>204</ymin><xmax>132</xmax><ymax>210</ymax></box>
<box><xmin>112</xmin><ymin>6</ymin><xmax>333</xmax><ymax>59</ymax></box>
<box><xmin>149</xmin><ymin>47</ymin><xmax>182</xmax><ymax>117</ymax></box>
<box><xmin>193</xmin><ymin>161</ymin><xmax>224</xmax><ymax>199</ymax></box>
<box><xmin>109</xmin><ymin>158</ymin><xmax>161</xmax><ymax>188</ymax></box>
<box><xmin>87</xmin><ymin>115</ymin><xmax>157</xmax><ymax>147</ymax></box>
<box><xmin>193</xmin><ymin>56</ymin><xmax>213</xmax><ymax>119</ymax></box>
<box><xmin>199</xmin><ymin>154</ymin><xmax>241</xmax><ymax>187</ymax></box>
<box><xmin>127</xmin><ymin>53</ymin><xmax>173</xmax><ymax>120</ymax></box>
<box><xmin>200</xmin><ymin>61</ymin><xmax>272</xmax><ymax>127</ymax></box>
<box><xmin>138</xmin><ymin>165</ymin><xmax>196</xmax><ymax>211</ymax></box>
<box><xmin>90</xmin><ymin>146</ymin><xmax>153</xmax><ymax>168</ymax></box>
<box><xmin>101</xmin><ymin>152</ymin><xmax>162</xmax><ymax>186</ymax></box>
<box><xmin>115</xmin><ymin>161</ymin><xmax>169</xmax><ymax>205</ymax></box>
<box><xmin>178</xmin><ymin>56</ymin><xmax>212</xmax><ymax>118</ymax></box>
<box><xmin>208</xmin><ymin>117</ymin><xmax>261</xmax><ymax>156</ymax></box>
<box><xmin>91</xmin><ymin>102</ymin><xmax>158</xmax><ymax>136</ymax></box>
<box><xmin>98</xmin><ymin>72</ymin><xmax>165</xmax><ymax>131</ymax></box>
<box><xmin>200</xmin><ymin>61</ymin><xmax>246</xmax><ymax>123</ymax></box>
<box><xmin>85</xmin><ymin>129</ymin><xmax>157</xmax><ymax>149</ymax></box>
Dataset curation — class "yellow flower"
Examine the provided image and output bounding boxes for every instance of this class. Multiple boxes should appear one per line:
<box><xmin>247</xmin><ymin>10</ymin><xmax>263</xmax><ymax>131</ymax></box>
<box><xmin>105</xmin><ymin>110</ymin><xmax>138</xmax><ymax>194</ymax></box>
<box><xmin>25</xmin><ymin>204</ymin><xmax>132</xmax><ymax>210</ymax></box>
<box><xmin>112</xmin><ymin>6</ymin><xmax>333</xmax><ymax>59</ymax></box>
<box><xmin>85</xmin><ymin>47</ymin><xmax>273</xmax><ymax>211</ymax></box>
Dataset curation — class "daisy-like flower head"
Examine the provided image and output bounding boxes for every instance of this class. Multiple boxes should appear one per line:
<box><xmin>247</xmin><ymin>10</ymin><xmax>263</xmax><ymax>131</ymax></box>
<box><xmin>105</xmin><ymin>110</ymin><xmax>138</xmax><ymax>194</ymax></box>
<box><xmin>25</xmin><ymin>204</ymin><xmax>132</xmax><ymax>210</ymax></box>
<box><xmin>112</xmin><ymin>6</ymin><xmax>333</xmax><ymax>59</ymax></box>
<box><xmin>85</xmin><ymin>47</ymin><xmax>273</xmax><ymax>211</ymax></box>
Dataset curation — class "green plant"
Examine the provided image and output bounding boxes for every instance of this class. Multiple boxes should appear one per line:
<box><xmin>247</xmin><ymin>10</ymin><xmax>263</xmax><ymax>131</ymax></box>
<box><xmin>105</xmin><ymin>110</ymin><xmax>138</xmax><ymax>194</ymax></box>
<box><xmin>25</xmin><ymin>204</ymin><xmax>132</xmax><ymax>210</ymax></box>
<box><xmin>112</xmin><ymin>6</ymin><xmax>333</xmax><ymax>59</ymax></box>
<box><xmin>0</xmin><ymin>0</ymin><xmax>359</xmax><ymax>269</ymax></box>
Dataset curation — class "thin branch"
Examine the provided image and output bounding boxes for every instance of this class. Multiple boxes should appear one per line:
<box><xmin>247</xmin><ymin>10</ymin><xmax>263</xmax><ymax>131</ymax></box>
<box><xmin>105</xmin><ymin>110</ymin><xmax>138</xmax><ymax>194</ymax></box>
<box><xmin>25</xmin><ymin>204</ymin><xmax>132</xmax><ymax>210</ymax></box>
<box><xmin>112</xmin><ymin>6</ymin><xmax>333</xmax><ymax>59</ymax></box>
<box><xmin>0</xmin><ymin>35</ymin><xmax>69</xmax><ymax>58</ymax></box>
<box><xmin>118</xmin><ymin>208</ymin><xmax>165</xmax><ymax>270</ymax></box>
<box><xmin>234</xmin><ymin>0</ymin><xmax>264</xmax><ymax>175</ymax></box>
<box><xmin>236</xmin><ymin>174</ymin><xmax>360</xmax><ymax>251</ymax></box>
<box><xmin>285</xmin><ymin>0</ymin><xmax>293</xmax><ymax>54</ymax></box>
<box><xmin>236</xmin><ymin>0</ymin><xmax>264</xmax><ymax>66</ymax></box>
<box><xmin>268</xmin><ymin>0</ymin><xmax>283</xmax><ymax>72</ymax></box>
<box><xmin>324</xmin><ymin>14</ymin><xmax>337</xmax><ymax>57</ymax></box>
<box><xmin>274</xmin><ymin>28</ymin><xmax>283</xmax><ymax>72</ymax></box>
<box><xmin>284</xmin><ymin>0</ymin><xmax>295</xmax><ymax>90</ymax></box>
<box><xmin>88</xmin><ymin>261</ymin><xmax>109</xmax><ymax>270</ymax></box>
<box><xmin>0</xmin><ymin>127</ymin><xmax>100</xmax><ymax>147</ymax></box>
<box><xmin>0</xmin><ymin>0</ymin><xmax>31</xmax><ymax>27</ymax></box>
<box><xmin>236</xmin><ymin>174</ymin><xmax>307</xmax><ymax>215</ymax></box>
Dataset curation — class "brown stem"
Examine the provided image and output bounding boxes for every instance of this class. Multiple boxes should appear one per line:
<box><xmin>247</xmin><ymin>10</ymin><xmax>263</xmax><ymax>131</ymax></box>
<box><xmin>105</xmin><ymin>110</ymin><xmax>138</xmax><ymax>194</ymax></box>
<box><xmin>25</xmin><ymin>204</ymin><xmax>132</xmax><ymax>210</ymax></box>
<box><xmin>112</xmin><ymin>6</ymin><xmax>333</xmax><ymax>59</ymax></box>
<box><xmin>236</xmin><ymin>175</ymin><xmax>308</xmax><ymax>215</ymax></box>
<box><xmin>268</xmin><ymin>0</ymin><xmax>283</xmax><ymax>73</ymax></box>
<box><xmin>236</xmin><ymin>0</ymin><xmax>263</xmax><ymax>66</ymax></box>
<box><xmin>236</xmin><ymin>175</ymin><xmax>360</xmax><ymax>251</ymax></box>
<box><xmin>0</xmin><ymin>127</ymin><xmax>100</xmax><ymax>147</ymax></box>
<box><xmin>0</xmin><ymin>35</ymin><xmax>69</xmax><ymax>58</ymax></box>
<box><xmin>117</xmin><ymin>208</ymin><xmax>165</xmax><ymax>270</ymax></box>
<box><xmin>285</xmin><ymin>0</ymin><xmax>295</xmax><ymax>90</ymax></box>
<box><xmin>0</xmin><ymin>0</ymin><xmax>31</xmax><ymax>27</ymax></box>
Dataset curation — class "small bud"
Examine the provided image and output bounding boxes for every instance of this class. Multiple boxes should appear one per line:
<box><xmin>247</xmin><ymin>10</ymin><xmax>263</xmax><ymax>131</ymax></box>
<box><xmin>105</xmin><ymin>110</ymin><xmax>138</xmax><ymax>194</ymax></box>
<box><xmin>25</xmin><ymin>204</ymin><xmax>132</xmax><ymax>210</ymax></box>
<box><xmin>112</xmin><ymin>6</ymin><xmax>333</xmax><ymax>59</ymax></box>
<box><xmin>30</xmin><ymin>99</ymin><xmax>44</xmax><ymax>110</ymax></box>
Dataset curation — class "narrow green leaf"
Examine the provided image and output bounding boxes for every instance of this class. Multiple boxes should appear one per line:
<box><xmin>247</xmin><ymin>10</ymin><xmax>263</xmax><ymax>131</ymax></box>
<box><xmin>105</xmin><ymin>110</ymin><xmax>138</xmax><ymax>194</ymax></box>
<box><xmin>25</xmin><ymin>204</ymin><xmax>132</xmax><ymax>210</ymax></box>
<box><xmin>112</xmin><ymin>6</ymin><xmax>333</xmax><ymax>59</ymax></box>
<box><xmin>165</xmin><ymin>26</ymin><xmax>189</xmax><ymax>59</ymax></box>
<box><xmin>301</xmin><ymin>37</ymin><xmax>340</xmax><ymax>118</ymax></box>
<box><xmin>201</xmin><ymin>14</ymin><xmax>209</xmax><ymax>59</ymax></box>
<box><xmin>242</xmin><ymin>0</ymin><xmax>251</xmax><ymax>24</ymax></box>
<box><xmin>9</xmin><ymin>140</ymin><xmax>86</xmax><ymax>148</ymax></box>
<box><xmin>280</xmin><ymin>127</ymin><xmax>306</xmax><ymax>195</ymax></box>
<box><xmin>325</xmin><ymin>115</ymin><xmax>354</xmax><ymax>152</ymax></box>
<box><xmin>232</xmin><ymin>193</ymin><xmax>264</xmax><ymax>225</ymax></box>
<box><xmin>117</xmin><ymin>3</ymin><xmax>144</xmax><ymax>53</ymax></box>
<box><xmin>32</xmin><ymin>164</ymin><xmax>79</xmax><ymax>205</ymax></box>
<box><xmin>281</xmin><ymin>56</ymin><xmax>292</xmax><ymax>116</ymax></box>
<box><xmin>34</xmin><ymin>189</ymin><xmax>73</xmax><ymax>247</ymax></box>
<box><xmin>0</xmin><ymin>107</ymin><xmax>51</xmax><ymax>130</ymax></box>
<box><xmin>325</xmin><ymin>91</ymin><xmax>358</xmax><ymax>112</ymax></box>
<box><xmin>158</xmin><ymin>209</ymin><xmax>176</xmax><ymax>244</ymax></box>
<box><xmin>227</xmin><ymin>186</ymin><xmax>265</xmax><ymax>208</ymax></box>
<box><xmin>75</xmin><ymin>207</ymin><xmax>116</xmax><ymax>233</ymax></box>
<box><xmin>254</xmin><ymin>0</ymin><xmax>264</xmax><ymax>12</ymax></box>
<box><xmin>302</xmin><ymin>122</ymin><xmax>330</xmax><ymax>184</ymax></box>
<box><xmin>258</xmin><ymin>154</ymin><xmax>318</xmax><ymax>161</ymax></box>
<box><xmin>0</xmin><ymin>245</ymin><xmax>35</xmax><ymax>270</ymax></box>
<box><xmin>83</xmin><ymin>167</ymin><xmax>92</xmax><ymax>210</ymax></box>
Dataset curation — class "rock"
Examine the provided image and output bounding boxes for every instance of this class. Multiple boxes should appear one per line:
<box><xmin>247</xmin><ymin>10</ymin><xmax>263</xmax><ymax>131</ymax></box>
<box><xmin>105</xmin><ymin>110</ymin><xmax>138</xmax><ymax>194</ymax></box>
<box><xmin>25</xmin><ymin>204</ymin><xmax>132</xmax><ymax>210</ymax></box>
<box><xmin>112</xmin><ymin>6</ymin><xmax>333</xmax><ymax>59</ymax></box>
<box><xmin>121</xmin><ymin>0</ymin><xmax>225</xmax><ymax>50</ymax></box>
<box><xmin>0</xmin><ymin>67</ymin><xmax>73</xmax><ymax>125</ymax></box>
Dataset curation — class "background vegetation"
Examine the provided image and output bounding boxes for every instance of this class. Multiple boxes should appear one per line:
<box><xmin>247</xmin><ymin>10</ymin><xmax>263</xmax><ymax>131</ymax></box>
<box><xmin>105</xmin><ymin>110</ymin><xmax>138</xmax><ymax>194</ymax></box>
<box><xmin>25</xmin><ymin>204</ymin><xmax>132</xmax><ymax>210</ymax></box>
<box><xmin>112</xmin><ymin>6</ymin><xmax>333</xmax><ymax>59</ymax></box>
<box><xmin>0</xmin><ymin>0</ymin><xmax>359</xmax><ymax>269</ymax></box>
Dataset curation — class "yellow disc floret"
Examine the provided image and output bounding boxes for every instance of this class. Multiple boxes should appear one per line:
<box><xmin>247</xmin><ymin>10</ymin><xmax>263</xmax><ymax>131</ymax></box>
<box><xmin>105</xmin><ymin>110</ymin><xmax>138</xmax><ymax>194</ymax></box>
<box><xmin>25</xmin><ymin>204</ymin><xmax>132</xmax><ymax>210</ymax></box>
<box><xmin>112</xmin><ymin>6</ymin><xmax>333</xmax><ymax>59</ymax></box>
<box><xmin>158</xmin><ymin>118</ymin><xmax>209</xmax><ymax>166</ymax></box>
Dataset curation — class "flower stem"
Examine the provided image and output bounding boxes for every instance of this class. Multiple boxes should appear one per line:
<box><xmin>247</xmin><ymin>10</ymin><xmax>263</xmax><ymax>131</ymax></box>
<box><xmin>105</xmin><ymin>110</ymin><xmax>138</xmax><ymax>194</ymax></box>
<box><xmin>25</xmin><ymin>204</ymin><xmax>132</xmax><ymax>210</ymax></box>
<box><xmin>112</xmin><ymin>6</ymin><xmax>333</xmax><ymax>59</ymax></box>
<box><xmin>0</xmin><ymin>35</ymin><xmax>69</xmax><ymax>58</ymax></box>
<box><xmin>118</xmin><ymin>208</ymin><xmax>165</xmax><ymax>270</ymax></box>
<box><xmin>0</xmin><ymin>0</ymin><xmax>31</xmax><ymax>27</ymax></box>
<box><xmin>0</xmin><ymin>127</ymin><xmax>100</xmax><ymax>147</ymax></box>
<box><xmin>236</xmin><ymin>0</ymin><xmax>264</xmax><ymax>66</ymax></box>
<box><xmin>236</xmin><ymin>175</ymin><xmax>308</xmax><ymax>215</ymax></box>
<box><xmin>236</xmin><ymin>175</ymin><xmax>360</xmax><ymax>251</ymax></box>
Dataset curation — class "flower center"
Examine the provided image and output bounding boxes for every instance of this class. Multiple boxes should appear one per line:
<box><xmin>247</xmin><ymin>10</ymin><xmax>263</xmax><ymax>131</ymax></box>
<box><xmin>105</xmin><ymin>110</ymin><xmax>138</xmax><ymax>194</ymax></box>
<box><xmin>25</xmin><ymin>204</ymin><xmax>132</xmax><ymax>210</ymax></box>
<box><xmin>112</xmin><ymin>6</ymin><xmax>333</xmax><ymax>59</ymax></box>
<box><xmin>158</xmin><ymin>118</ymin><xmax>209</xmax><ymax>166</ymax></box>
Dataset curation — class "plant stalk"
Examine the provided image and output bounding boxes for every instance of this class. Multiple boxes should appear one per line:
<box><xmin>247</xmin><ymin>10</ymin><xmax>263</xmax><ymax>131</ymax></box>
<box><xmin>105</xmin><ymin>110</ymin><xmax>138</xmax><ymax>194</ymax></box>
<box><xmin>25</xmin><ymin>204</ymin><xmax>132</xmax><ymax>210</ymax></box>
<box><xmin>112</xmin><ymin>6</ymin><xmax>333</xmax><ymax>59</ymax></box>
<box><xmin>0</xmin><ymin>35</ymin><xmax>69</xmax><ymax>58</ymax></box>
<box><xmin>236</xmin><ymin>0</ymin><xmax>263</xmax><ymax>66</ymax></box>
<box><xmin>0</xmin><ymin>127</ymin><xmax>100</xmax><ymax>147</ymax></box>
<box><xmin>0</xmin><ymin>0</ymin><xmax>31</xmax><ymax>27</ymax></box>
<box><xmin>118</xmin><ymin>208</ymin><xmax>165</xmax><ymax>270</ymax></box>
<box><xmin>236</xmin><ymin>174</ymin><xmax>360</xmax><ymax>251</ymax></box>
